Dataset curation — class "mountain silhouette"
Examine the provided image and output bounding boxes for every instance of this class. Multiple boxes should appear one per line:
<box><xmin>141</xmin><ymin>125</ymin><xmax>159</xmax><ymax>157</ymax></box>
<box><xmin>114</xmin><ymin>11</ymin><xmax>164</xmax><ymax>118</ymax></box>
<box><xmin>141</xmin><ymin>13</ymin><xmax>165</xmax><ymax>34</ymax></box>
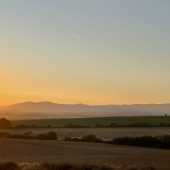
<box><xmin>0</xmin><ymin>102</ymin><xmax>170</xmax><ymax>115</ymax></box>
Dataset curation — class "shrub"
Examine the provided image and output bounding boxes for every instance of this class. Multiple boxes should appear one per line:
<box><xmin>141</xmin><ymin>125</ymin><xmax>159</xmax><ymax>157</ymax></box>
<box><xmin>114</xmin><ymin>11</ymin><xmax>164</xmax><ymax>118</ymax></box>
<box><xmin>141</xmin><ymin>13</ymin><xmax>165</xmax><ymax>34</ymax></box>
<box><xmin>40</xmin><ymin>163</ymin><xmax>74</xmax><ymax>170</ymax></box>
<box><xmin>23</xmin><ymin>131</ymin><xmax>32</xmax><ymax>137</ymax></box>
<box><xmin>133</xmin><ymin>136</ymin><xmax>161</xmax><ymax>147</ymax></box>
<box><xmin>72</xmin><ymin>137</ymin><xmax>81</xmax><ymax>142</ymax></box>
<box><xmin>95</xmin><ymin>123</ymin><xmax>108</xmax><ymax>128</ymax></box>
<box><xmin>108</xmin><ymin>136</ymin><xmax>133</xmax><ymax>145</ymax></box>
<box><xmin>109</xmin><ymin>123</ymin><xmax>117</xmax><ymax>127</ymax></box>
<box><xmin>81</xmin><ymin>134</ymin><xmax>104</xmax><ymax>143</ymax></box>
<box><xmin>63</xmin><ymin>122</ymin><xmax>90</xmax><ymax>128</ymax></box>
<box><xmin>36</xmin><ymin>131</ymin><xmax>58</xmax><ymax>140</ymax></box>
<box><xmin>0</xmin><ymin>162</ymin><xmax>20</xmax><ymax>170</ymax></box>
<box><xmin>0</xmin><ymin>118</ymin><xmax>11</xmax><ymax>129</ymax></box>
<box><xmin>62</xmin><ymin>135</ymin><xmax>72</xmax><ymax>141</ymax></box>
<box><xmin>108</xmin><ymin>136</ymin><xmax>163</xmax><ymax>148</ymax></box>
<box><xmin>156</xmin><ymin>134</ymin><xmax>170</xmax><ymax>148</ymax></box>
<box><xmin>39</xmin><ymin>163</ymin><xmax>157</xmax><ymax>170</ymax></box>
<box><xmin>81</xmin><ymin>134</ymin><xmax>97</xmax><ymax>142</ymax></box>
<box><xmin>0</xmin><ymin>132</ymin><xmax>11</xmax><ymax>138</ymax></box>
<box><xmin>11</xmin><ymin>134</ymin><xmax>33</xmax><ymax>139</ymax></box>
<box><xmin>15</xmin><ymin>124</ymin><xmax>39</xmax><ymax>128</ymax></box>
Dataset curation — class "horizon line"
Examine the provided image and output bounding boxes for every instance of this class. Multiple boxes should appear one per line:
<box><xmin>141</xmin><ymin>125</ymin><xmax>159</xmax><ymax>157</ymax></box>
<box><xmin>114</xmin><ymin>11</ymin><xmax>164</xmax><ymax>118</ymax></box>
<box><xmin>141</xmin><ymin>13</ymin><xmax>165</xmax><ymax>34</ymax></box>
<box><xmin>1</xmin><ymin>101</ymin><xmax>170</xmax><ymax>107</ymax></box>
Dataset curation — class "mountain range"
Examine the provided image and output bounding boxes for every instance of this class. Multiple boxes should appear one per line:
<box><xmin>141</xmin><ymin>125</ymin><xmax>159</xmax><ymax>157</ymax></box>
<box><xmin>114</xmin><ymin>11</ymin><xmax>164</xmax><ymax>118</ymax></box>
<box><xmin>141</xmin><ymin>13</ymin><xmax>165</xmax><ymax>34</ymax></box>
<box><xmin>0</xmin><ymin>102</ymin><xmax>170</xmax><ymax>116</ymax></box>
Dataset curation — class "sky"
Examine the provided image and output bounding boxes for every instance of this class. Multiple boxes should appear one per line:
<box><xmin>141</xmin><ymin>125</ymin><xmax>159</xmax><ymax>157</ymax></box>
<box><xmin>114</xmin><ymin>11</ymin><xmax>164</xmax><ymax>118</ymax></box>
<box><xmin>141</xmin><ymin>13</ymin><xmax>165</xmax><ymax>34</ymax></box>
<box><xmin>0</xmin><ymin>0</ymin><xmax>170</xmax><ymax>106</ymax></box>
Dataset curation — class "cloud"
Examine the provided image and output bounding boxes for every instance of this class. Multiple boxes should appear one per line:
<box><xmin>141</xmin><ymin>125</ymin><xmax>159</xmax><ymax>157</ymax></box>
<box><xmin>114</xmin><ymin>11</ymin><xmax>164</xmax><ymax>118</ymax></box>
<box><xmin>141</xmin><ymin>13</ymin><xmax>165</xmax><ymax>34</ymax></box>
<box><xmin>31</xmin><ymin>73</ymin><xmax>41</xmax><ymax>77</ymax></box>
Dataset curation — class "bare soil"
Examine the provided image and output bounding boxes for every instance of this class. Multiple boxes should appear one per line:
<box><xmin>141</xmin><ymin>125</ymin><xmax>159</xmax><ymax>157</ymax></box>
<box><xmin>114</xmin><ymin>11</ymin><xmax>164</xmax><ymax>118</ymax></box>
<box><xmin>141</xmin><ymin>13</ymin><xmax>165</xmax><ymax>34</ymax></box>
<box><xmin>0</xmin><ymin>139</ymin><xmax>170</xmax><ymax>170</ymax></box>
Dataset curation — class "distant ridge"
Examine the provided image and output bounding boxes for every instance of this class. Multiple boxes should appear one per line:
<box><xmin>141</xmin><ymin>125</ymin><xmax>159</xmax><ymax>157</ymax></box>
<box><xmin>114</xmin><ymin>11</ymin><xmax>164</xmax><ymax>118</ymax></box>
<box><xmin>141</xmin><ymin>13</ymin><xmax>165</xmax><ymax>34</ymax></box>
<box><xmin>0</xmin><ymin>101</ymin><xmax>170</xmax><ymax>115</ymax></box>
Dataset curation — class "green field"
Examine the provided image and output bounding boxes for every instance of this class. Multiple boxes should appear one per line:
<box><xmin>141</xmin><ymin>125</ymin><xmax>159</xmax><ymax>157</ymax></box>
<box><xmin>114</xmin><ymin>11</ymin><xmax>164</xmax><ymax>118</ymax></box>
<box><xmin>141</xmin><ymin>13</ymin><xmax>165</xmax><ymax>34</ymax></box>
<box><xmin>10</xmin><ymin>116</ymin><xmax>170</xmax><ymax>127</ymax></box>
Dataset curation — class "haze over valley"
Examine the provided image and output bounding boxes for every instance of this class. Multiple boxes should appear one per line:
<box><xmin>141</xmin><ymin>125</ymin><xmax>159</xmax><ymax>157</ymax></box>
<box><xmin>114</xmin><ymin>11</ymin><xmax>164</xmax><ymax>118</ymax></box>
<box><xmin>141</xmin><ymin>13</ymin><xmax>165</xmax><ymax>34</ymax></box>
<box><xmin>0</xmin><ymin>101</ymin><xmax>170</xmax><ymax>119</ymax></box>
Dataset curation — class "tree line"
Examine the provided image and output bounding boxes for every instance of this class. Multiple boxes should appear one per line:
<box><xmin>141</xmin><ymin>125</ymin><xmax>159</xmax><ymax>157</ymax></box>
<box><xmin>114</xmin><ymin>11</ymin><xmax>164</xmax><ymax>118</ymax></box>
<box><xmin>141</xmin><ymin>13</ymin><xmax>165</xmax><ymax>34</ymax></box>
<box><xmin>1</xmin><ymin>130</ymin><xmax>170</xmax><ymax>150</ymax></box>
<box><xmin>1</xmin><ymin>118</ymin><xmax>170</xmax><ymax>129</ymax></box>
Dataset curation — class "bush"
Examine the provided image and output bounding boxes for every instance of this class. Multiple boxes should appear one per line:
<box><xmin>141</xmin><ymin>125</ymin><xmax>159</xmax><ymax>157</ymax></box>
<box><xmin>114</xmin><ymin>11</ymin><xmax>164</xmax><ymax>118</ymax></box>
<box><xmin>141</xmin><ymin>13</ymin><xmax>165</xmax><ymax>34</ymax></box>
<box><xmin>62</xmin><ymin>135</ymin><xmax>72</xmax><ymax>141</ymax></box>
<box><xmin>95</xmin><ymin>123</ymin><xmax>108</xmax><ymax>128</ymax></box>
<box><xmin>23</xmin><ymin>131</ymin><xmax>32</xmax><ymax>137</ymax></box>
<box><xmin>108</xmin><ymin>136</ymin><xmax>133</xmax><ymax>145</ymax></box>
<box><xmin>95</xmin><ymin>122</ymin><xmax>153</xmax><ymax>128</ymax></box>
<box><xmin>63</xmin><ymin>122</ymin><xmax>90</xmax><ymax>128</ymax></box>
<box><xmin>156</xmin><ymin>134</ymin><xmax>170</xmax><ymax>148</ymax></box>
<box><xmin>107</xmin><ymin>136</ymin><xmax>164</xmax><ymax>148</ymax></box>
<box><xmin>81</xmin><ymin>134</ymin><xmax>104</xmax><ymax>143</ymax></box>
<box><xmin>133</xmin><ymin>136</ymin><xmax>161</xmax><ymax>147</ymax></box>
<box><xmin>81</xmin><ymin>134</ymin><xmax>97</xmax><ymax>142</ymax></box>
<box><xmin>0</xmin><ymin>118</ymin><xmax>11</xmax><ymax>129</ymax></box>
<box><xmin>72</xmin><ymin>137</ymin><xmax>81</xmax><ymax>142</ymax></box>
<box><xmin>40</xmin><ymin>163</ymin><xmax>74</xmax><ymax>170</ymax></box>
<box><xmin>36</xmin><ymin>131</ymin><xmax>58</xmax><ymax>140</ymax></box>
<box><xmin>38</xmin><ymin>163</ymin><xmax>157</xmax><ymax>170</ymax></box>
<box><xmin>0</xmin><ymin>162</ymin><xmax>20</xmax><ymax>170</ymax></box>
<box><xmin>109</xmin><ymin>123</ymin><xmax>117</xmax><ymax>127</ymax></box>
<box><xmin>0</xmin><ymin>132</ymin><xmax>11</xmax><ymax>138</ymax></box>
<box><xmin>11</xmin><ymin>134</ymin><xmax>34</xmax><ymax>139</ymax></box>
<box><xmin>15</xmin><ymin>124</ymin><xmax>39</xmax><ymax>128</ymax></box>
<box><xmin>0</xmin><ymin>162</ymin><xmax>158</xmax><ymax>170</ymax></box>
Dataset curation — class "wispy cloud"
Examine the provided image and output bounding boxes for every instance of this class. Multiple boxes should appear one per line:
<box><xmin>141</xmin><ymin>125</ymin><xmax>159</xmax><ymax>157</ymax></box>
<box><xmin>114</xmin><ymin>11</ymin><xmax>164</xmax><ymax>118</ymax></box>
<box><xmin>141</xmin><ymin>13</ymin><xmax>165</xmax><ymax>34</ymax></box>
<box><xmin>31</xmin><ymin>73</ymin><xmax>41</xmax><ymax>77</ymax></box>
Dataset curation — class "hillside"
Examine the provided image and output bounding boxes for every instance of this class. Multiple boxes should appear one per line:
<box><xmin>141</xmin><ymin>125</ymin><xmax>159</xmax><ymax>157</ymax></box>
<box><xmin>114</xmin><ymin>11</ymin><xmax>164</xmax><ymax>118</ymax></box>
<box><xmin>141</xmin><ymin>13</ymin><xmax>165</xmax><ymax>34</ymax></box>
<box><xmin>1</xmin><ymin>102</ymin><xmax>170</xmax><ymax>116</ymax></box>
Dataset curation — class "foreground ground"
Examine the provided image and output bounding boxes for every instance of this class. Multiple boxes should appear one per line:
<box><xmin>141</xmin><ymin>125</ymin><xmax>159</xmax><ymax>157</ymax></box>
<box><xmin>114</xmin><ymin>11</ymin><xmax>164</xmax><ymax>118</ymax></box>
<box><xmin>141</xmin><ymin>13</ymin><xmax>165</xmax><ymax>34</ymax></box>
<box><xmin>3</xmin><ymin>127</ymin><xmax>170</xmax><ymax>140</ymax></box>
<box><xmin>0</xmin><ymin>139</ymin><xmax>170</xmax><ymax>170</ymax></box>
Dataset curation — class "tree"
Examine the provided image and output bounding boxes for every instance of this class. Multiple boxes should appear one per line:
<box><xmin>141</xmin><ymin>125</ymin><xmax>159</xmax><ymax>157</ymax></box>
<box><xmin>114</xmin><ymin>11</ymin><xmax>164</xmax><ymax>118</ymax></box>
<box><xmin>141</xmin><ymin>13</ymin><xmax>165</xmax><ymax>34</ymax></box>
<box><xmin>0</xmin><ymin>118</ymin><xmax>11</xmax><ymax>129</ymax></box>
<box><xmin>36</xmin><ymin>131</ymin><xmax>58</xmax><ymax>140</ymax></box>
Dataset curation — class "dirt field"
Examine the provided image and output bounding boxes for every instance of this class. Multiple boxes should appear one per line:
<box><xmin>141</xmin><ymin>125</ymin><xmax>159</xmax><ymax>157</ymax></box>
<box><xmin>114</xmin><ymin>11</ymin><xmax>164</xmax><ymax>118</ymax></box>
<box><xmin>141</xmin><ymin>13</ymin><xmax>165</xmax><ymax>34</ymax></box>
<box><xmin>3</xmin><ymin>127</ymin><xmax>170</xmax><ymax>140</ymax></box>
<box><xmin>0</xmin><ymin>138</ymin><xmax>170</xmax><ymax>170</ymax></box>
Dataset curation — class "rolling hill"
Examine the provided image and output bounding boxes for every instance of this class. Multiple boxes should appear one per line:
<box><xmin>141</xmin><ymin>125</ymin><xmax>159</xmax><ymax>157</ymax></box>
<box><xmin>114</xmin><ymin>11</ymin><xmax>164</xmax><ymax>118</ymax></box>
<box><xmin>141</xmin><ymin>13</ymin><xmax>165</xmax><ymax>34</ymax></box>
<box><xmin>0</xmin><ymin>102</ymin><xmax>170</xmax><ymax>116</ymax></box>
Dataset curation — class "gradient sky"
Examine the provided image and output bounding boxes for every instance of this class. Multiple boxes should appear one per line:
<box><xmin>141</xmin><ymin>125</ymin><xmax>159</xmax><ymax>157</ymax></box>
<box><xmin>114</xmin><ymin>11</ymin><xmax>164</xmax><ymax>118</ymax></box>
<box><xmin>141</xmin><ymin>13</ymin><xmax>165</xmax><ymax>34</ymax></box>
<box><xmin>1</xmin><ymin>0</ymin><xmax>170</xmax><ymax>106</ymax></box>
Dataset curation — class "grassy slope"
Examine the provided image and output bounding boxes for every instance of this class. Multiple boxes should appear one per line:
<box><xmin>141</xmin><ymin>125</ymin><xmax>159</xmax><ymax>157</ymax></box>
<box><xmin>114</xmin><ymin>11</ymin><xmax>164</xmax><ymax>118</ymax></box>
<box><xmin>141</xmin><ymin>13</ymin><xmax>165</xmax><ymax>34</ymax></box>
<box><xmin>10</xmin><ymin>116</ymin><xmax>170</xmax><ymax>127</ymax></box>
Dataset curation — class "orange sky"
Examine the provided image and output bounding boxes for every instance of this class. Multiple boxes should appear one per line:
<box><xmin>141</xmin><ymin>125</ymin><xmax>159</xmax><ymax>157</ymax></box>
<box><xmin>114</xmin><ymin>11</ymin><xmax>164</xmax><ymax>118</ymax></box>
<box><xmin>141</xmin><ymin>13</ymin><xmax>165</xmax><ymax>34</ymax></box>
<box><xmin>1</xmin><ymin>1</ymin><xmax>170</xmax><ymax>106</ymax></box>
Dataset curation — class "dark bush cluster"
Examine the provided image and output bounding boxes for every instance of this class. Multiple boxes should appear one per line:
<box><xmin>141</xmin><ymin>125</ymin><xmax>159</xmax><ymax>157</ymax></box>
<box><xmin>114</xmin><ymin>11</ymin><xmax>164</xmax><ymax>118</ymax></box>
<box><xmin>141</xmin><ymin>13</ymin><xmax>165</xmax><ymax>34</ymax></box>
<box><xmin>40</xmin><ymin>163</ymin><xmax>156</xmax><ymax>170</ymax></box>
<box><xmin>0</xmin><ymin>131</ymin><xmax>34</xmax><ymax>139</ymax></box>
<box><xmin>95</xmin><ymin>122</ymin><xmax>153</xmax><ymax>128</ymax></box>
<box><xmin>36</xmin><ymin>131</ymin><xmax>58</xmax><ymax>140</ymax></box>
<box><xmin>63</xmin><ymin>122</ymin><xmax>90</xmax><ymax>128</ymax></box>
<box><xmin>0</xmin><ymin>162</ymin><xmax>157</xmax><ymax>170</ymax></box>
<box><xmin>0</xmin><ymin>118</ymin><xmax>11</xmax><ymax>129</ymax></box>
<box><xmin>81</xmin><ymin>134</ymin><xmax>104</xmax><ymax>143</ymax></box>
<box><xmin>62</xmin><ymin>134</ymin><xmax>104</xmax><ymax>143</ymax></box>
<box><xmin>0</xmin><ymin>132</ymin><xmax>11</xmax><ymax>138</ymax></box>
<box><xmin>1</xmin><ymin>130</ymin><xmax>170</xmax><ymax>149</ymax></box>
<box><xmin>62</xmin><ymin>135</ymin><xmax>72</xmax><ymax>141</ymax></box>
<box><xmin>107</xmin><ymin>135</ymin><xmax>170</xmax><ymax>149</ymax></box>
<box><xmin>0</xmin><ymin>162</ymin><xmax>20</xmax><ymax>170</ymax></box>
<box><xmin>158</xmin><ymin>123</ymin><xmax>170</xmax><ymax>127</ymax></box>
<box><xmin>14</xmin><ymin>124</ymin><xmax>51</xmax><ymax>129</ymax></box>
<box><xmin>40</xmin><ymin>162</ymin><xmax>117</xmax><ymax>170</ymax></box>
<box><xmin>62</xmin><ymin>134</ymin><xmax>170</xmax><ymax>149</ymax></box>
<box><xmin>0</xmin><ymin>131</ymin><xmax>57</xmax><ymax>140</ymax></box>
<box><xmin>12</xmin><ymin>122</ymin><xmax>170</xmax><ymax>129</ymax></box>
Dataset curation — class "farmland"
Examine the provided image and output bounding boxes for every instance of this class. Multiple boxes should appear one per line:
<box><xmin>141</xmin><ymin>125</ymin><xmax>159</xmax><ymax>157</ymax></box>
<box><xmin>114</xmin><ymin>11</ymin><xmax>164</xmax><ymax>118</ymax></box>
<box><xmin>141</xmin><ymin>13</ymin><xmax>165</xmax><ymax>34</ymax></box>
<box><xmin>3</xmin><ymin>127</ymin><xmax>170</xmax><ymax>140</ymax></box>
<box><xmin>0</xmin><ymin>138</ymin><xmax>170</xmax><ymax>170</ymax></box>
<box><xmin>10</xmin><ymin>116</ymin><xmax>170</xmax><ymax>127</ymax></box>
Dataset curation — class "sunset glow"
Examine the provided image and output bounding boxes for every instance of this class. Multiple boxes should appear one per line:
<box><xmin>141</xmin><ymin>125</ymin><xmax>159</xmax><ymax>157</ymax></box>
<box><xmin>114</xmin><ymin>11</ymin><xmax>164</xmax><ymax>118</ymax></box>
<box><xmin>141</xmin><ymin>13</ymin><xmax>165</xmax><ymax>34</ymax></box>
<box><xmin>1</xmin><ymin>0</ymin><xmax>170</xmax><ymax>106</ymax></box>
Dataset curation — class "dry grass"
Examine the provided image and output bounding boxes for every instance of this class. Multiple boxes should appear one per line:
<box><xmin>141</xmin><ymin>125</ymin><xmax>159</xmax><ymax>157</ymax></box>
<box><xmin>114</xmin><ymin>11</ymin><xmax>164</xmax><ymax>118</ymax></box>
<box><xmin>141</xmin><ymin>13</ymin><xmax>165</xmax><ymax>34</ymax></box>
<box><xmin>0</xmin><ymin>162</ymin><xmax>157</xmax><ymax>170</ymax></box>
<box><xmin>0</xmin><ymin>139</ymin><xmax>170</xmax><ymax>170</ymax></box>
